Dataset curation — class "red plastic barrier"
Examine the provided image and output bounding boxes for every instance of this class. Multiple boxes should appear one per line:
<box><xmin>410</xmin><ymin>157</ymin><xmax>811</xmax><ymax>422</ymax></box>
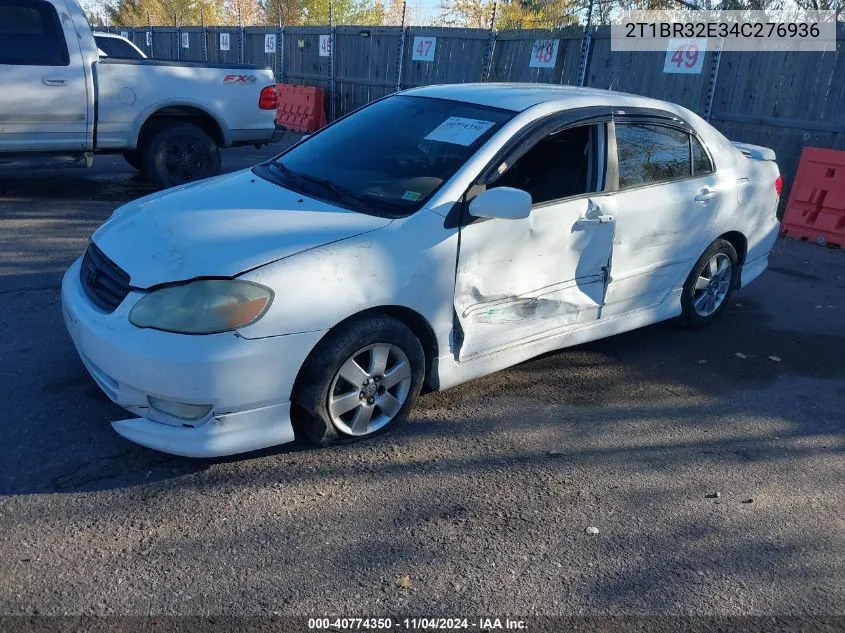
<box><xmin>781</xmin><ymin>147</ymin><xmax>845</xmax><ymax>248</ymax></box>
<box><xmin>275</xmin><ymin>83</ymin><xmax>327</xmax><ymax>134</ymax></box>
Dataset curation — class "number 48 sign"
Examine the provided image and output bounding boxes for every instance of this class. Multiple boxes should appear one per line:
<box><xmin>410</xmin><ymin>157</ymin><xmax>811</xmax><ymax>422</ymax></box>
<box><xmin>529</xmin><ymin>39</ymin><xmax>559</xmax><ymax>69</ymax></box>
<box><xmin>663</xmin><ymin>38</ymin><xmax>706</xmax><ymax>74</ymax></box>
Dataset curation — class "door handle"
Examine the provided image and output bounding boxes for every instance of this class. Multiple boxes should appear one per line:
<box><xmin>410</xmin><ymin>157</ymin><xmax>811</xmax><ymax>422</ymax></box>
<box><xmin>694</xmin><ymin>188</ymin><xmax>718</xmax><ymax>202</ymax></box>
<box><xmin>42</xmin><ymin>77</ymin><xmax>68</xmax><ymax>86</ymax></box>
<box><xmin>577</xmin><ymin>200</ymin><xmax>614</xmax><ymax>225</ymax></box>
<box><xmin>577</xmin><ymin>214</ymin><xmax>615</xmax><ymax>224</ymax></box>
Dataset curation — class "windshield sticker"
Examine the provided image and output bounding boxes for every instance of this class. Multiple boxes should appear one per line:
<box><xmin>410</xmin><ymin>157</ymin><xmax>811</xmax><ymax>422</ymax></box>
<box><xmin>424</xmin><ymin>117</ymin><xmax>495</xmax><ymax>146</ymax></box>
<box><xmin>401</xmin><ymin>191</ymin><xmax>422</xmax><ymax>202</ymax></box>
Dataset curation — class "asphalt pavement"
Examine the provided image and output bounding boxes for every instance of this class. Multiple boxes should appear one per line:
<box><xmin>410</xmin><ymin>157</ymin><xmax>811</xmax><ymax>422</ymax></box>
<box><xmin>0</xmin><ymin>140</ymin><xmax>843</xmax><ymax>620</ymax></box>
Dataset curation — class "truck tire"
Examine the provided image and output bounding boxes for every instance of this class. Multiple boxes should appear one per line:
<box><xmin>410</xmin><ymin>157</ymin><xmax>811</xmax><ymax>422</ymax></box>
<box><xmin>122</xmin><ymin>151</ymin><xmax>143</xmax><ymax>171</ymax></box>
<box><xmin>141</xmin><ymin>123</ymin><xmax>221</xmax><ymax>188</ymax></box>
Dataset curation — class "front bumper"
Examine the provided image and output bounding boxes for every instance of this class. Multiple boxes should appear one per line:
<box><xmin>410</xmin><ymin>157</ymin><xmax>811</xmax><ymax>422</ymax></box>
<box><xmin>61</xmin><ymin>257</ymin><xmax>325</xmax><ymax>457</ymax></box>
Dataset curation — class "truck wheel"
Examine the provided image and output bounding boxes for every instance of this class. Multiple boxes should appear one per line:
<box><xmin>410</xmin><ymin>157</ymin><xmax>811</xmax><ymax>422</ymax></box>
<box><xmin>122</xmin><ymin>151</ymin><xmax>143</xmax><ymax>171</ymax></box>
<box><xmin>141</xmin><ymin>123</ymin><xmax>221</xmax><ymax>187</ymax></box>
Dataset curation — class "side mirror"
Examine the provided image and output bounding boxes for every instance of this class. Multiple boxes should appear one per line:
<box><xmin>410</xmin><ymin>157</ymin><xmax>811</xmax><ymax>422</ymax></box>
<box><xmin>468</xmin><ymin>187</ymin><xmax>532</xmax><ymax>221</ymax></box>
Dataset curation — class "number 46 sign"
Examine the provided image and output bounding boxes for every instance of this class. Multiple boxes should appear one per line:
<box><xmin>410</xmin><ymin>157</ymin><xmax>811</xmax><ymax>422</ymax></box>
<box><xmin>663</xmin><ymin>38</ymin><xmax>706</xmax><ymax>74</ymax></box>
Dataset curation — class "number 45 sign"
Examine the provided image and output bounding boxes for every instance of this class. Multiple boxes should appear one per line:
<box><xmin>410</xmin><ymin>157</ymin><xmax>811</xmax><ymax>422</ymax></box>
<box><xmin>663</xmin><ymin>38</ymin><xmax>706</xmax><ymax>74</ymax></box>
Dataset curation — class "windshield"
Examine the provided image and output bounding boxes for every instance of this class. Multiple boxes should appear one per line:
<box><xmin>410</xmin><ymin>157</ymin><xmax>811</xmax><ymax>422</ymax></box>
<box><xmin>254</xmin><ymin>95</ymin><xmax>514</xmax><ymax>217</ymax></box>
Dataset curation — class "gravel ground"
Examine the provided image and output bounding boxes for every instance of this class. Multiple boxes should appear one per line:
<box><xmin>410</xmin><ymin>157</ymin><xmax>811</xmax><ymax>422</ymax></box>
<box><xmin>0</xmin><ymin>143</ymin><xmax>843</xmax><ymax>620</ymax></box>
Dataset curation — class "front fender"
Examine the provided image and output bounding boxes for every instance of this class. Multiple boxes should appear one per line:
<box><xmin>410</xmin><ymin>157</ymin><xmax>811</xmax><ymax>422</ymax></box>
<box><xmin>235</xmin><ymin>211</ymin><xmax>459</xmax><ymax>349</ymax></box>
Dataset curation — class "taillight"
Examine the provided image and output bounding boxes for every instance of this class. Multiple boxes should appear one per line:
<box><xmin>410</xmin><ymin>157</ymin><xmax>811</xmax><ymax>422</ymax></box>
<box><xmin>775</xmin><ymin>176</ymin><xmax>783</xmax><ymax>196</ymax></box>
<box><xmin>259</xmin><ymin>85</ymin><xmax>278</xmax><ymax>110</ymax></box>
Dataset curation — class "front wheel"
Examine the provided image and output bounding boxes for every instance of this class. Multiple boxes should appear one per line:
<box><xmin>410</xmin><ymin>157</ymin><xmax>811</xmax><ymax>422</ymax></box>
<box><xmin>292</xmin><ymin>314</ymin><xmax>425</xmax><ymax>447</ymax></box>
<box><xmin>678</xmin><ymin>238</ymin><xmax>739</xmax><ymax>328</ymax></box>
<box><xmin>141</xmin><ymin>123</ymin><xmax>221</xmax><ymax>188</ymax></box>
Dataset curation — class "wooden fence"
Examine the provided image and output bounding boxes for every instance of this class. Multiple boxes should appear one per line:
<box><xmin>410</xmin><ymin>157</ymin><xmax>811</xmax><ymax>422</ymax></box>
<box><xmin>108</xmin><ymin>23</ymin><xmax>845</xmax><ymax>190</ymax></box>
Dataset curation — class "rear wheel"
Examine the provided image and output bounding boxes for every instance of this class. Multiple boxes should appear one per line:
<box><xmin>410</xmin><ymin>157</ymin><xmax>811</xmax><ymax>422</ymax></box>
<box><xmin>678</xmin><ymin>239</ymin><xmax>739</xmax><ymax>328</ymax></box>
<box><xmin>292</xmin><ymin>314</ymin><xmax>425</xmax><ymax>447</ymax></box>
<box><xmin>141</xmin><ymin>123</ymin><xmax>221</xmax><ymax>188</ymax></box>
<box><xmin>122</xmin><ymin>150</ymin><xmax>143</xmax><ymax>171</ymax></box>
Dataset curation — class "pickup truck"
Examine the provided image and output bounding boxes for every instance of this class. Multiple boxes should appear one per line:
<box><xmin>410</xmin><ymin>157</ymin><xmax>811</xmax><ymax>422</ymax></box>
<box><xmin>0</xmin><ymin>0</ymin><xmax>278</xmax><ymax>186</ymax></box>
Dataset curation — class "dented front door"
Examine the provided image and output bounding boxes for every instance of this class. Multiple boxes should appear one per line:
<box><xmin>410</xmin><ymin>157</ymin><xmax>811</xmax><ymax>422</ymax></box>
<box><xmin>453</xmin><ymin>193</ymin><xmax>616</xmax><ymax>360</ymax></box>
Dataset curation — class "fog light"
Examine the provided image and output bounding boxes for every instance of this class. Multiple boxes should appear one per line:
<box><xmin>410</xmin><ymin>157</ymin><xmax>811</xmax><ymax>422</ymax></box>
<box><xmin>147</xmin><ymin>395</ymin><xmax>212</xmax><ymax>420</ymax></box>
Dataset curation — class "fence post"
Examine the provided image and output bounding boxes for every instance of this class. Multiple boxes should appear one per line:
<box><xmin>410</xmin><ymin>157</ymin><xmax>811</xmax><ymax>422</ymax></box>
<box><xmin>480</xmin><ymin>1</ymin><xmax>497</xmax><ymax>81</ymax></box>
<box><xmin>394</xmin><ymin>2</ymin><xmax>407</xmax><ymax>93</ymax></box>
<box><xmin>329</xmin><ymin>2</ymin><xmax>336</xmax><ymax>121</ymax></box>
<box><xmin>175</xmin><ymin>13</ymin><xmax>181</xmax><ymax>62</ymax></box>
<box><xmin>577</xmin><ymin>0</ymin><xmax>594</xmax><ymax>87</ymax></box>
<box><xmin>278</xmin><ymin>21</ymin><xmax>285</xmax><ymax>84</ymax></box>
<box><xmin>147</xmin><ymin>12</ymin><xmax>154</xmax><ymax>59</ymax></box>
<box><xmin>239</xmin><ymin>8</ymin><xmax>244</xmax><ymax>64</ymax></box>
<box><xmin>704</xmin><ymin>38</ymin><xmax>724</xmax><ymax>121</ymax></box>
<box><xmin>201</xmin><ymin>10</ymin><xmax>208</xmax><ymax>62</ymax></box>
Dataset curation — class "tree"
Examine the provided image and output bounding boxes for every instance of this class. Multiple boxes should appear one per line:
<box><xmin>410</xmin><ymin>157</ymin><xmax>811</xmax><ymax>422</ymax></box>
<box><xmin>383</xmin><ymin>0</ymin><xmax>414</xmax><ymax>24</ymax></box>
<box><xmin>106</xmin><ymin>0</ymin><xmax>224</xmax><ymax>26</ymax></box>
<box><xmin>262</xmin><ymin>0</ymin><xmax>300</xmax><ymax>24</ymax></box>
<box><xmin>437</xmin><ymin>0</ymin><xmax>577</xmax><ymax>28</ymax></box>
<box><xmin>436</xmin><ymin>0</ymin><xmax>493</xmax><ymax>27</ymax></box>
<box><xmin>497</xmin><ymin>0</ymin><xmax>578</xmax><ymax>28</ymax></box>
<box><xmin>223</xmin><ymin>0</ymin><xmax>262</xmax><ymax>23</ymax></box>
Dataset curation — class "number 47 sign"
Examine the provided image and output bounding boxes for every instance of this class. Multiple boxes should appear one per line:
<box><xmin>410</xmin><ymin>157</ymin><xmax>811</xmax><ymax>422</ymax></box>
<box><xmin>663</xmin><ymin>38</ymin><xmax>706</xmax><ymax>74</ymax></box>
<box><xmin>412</xmin><ymin>36</ymin><xmax>436</xmax><ymax>62</ymax></box>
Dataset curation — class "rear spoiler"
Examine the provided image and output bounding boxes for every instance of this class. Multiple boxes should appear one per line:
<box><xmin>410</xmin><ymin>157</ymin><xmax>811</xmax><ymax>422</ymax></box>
<box><xmin>732</xmin><ymin>142</ymin><xmax>776</xmax><ymax>161</ymax></box>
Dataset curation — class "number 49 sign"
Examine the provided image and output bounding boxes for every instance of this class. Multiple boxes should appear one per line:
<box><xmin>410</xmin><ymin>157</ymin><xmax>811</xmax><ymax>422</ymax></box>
<box><xmin>663</xmin><ymin>38</ymin><xmax>706</xmax><ymax>74</ymax></box>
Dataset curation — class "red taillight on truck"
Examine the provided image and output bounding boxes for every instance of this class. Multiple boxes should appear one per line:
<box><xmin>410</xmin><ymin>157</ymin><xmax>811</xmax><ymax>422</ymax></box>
<box><xmin>259</xmin><ymin>86</ymin><xmax>278</xmax><ymax>110</ymax></box>
<box><xmin>775</xmin><ymin>176</ymin><xmax>783</xmax><ymax>196</ymax></box>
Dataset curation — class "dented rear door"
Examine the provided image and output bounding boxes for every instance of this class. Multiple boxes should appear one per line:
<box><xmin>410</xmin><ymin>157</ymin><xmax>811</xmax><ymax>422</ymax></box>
<box><xmin>453</xmin><ymin>192</ymin><xmax>616</xmax><ymax>360</ymax></box>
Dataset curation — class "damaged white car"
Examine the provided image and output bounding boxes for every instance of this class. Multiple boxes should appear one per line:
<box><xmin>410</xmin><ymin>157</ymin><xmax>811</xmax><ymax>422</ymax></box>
<box><xmin>62</xmin><ymin>84</ymin><xmax>782</xmax><ymax>457</ymax></box>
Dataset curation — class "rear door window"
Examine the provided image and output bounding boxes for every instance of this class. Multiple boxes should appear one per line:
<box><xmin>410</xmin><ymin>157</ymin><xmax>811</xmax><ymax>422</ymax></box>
<box><xmin>0</xmin><ymin>0</ymin><xmax>69</xmax><ymax>66</ymax></box>
<box><xmin>692</xmin><ymin>135</ymin><xmax>714</xmax><ymax>176</ymax></box>
<box><xmin>616</xmin><ymin>123</ymin><xmax>691</xmax><ymax>188</ymax></box>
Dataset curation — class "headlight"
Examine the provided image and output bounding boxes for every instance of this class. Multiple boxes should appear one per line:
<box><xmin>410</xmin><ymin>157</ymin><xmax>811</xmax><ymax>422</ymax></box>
<box><xmin>129</xmin><ymin>279</ymin><xmax>273</xmax><ymax>334</ymax></box>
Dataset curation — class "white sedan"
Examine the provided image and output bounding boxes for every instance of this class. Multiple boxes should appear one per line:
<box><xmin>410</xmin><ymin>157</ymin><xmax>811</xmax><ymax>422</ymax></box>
<box><xmin>61</xmin><ymin>84</ymin><xmax>782</xmax><ymax>457</ymax></box>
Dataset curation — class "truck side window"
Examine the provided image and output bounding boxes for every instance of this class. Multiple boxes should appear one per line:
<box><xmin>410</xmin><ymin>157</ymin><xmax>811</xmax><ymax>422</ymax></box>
<box><xmin>0</xmin><ymin>0</ymin><xmax>70</xmax><ymax>66</ymax></box>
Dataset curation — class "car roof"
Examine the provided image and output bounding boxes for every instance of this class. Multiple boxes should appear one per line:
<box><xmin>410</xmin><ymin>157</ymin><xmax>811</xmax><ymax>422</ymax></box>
<box><xmin>93</xmin><ymin>32</ymin><xmax>124</xmax><ymax>38</ymax></box>
<box><xmin>404</xmin><ymin>83</ymin><xmax>680</xmax><ymax>115</ymax></box>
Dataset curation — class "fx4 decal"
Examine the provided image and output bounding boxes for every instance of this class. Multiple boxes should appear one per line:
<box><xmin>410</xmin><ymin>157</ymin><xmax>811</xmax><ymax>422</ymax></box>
<box><xmin>223</xmin><ymin>74</ymin><xmax>257</xmax><ymax>84</ymax></box>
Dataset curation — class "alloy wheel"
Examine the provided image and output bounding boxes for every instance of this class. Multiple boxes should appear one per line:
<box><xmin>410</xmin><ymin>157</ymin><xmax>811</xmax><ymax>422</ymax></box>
<box><xmin>693</xmin><ymin>252</ymin><xmax>732</xmax><ymax>317</ymax></box>
<box><xmin>327</xmin><ymin>343</ymin><xmax>413</xmax><ymax>436</ymax></box>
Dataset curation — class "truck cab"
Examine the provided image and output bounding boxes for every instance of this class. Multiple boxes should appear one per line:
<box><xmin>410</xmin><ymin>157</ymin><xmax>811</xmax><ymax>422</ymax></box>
<box><xmin>0</xmin><ymin>0</ymin><xmax>278</xmax><ymax>185</ymax></box>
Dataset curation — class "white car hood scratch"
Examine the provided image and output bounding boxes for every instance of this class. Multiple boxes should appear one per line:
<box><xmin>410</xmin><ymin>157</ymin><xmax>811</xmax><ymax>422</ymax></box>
<box><xmin>92</xmin><ymin>169</ymin><xmax>393</xmax><ymax>288</ymax></box>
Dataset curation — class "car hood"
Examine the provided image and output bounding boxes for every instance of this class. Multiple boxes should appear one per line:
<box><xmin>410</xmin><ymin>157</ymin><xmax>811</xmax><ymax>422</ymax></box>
<box><xmin>92</xmin><ymin>169</ymin><xmax>392</xmax><ymax>288</ymax></box>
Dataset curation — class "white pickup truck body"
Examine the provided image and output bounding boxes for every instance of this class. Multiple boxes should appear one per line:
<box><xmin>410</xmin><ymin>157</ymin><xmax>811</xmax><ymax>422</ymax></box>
<box><xmin>0</xmin><ymin>0</ymin><xmax>277</xmax><ymax>184</ymax></box>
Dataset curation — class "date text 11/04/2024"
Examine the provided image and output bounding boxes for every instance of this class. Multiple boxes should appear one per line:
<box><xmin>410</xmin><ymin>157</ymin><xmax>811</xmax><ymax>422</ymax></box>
<box><xmin>307</xmin><ymin>618</ymin><xmax>528</xmax><ymax>630</ymax></box>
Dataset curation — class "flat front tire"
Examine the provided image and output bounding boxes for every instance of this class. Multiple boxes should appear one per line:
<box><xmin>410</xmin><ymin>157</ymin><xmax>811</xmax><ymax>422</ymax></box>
<box><xmin>141</xmin><ymin>123</ymin><xmax>221</xmax><ymax>188</ymax></box>
<box><xmin>292</xmin><ymin>314</ymin><xmax>425</xmax><ymax>447</ymax></box>
<box><xmin>678</xmin><ymin>238</ymin><xmax>739</xmax><ymax>328</ymax></box>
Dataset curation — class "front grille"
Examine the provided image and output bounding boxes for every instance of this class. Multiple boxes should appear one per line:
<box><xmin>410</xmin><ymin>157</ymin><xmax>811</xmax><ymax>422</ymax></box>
<box><xmin>79</xmin><ymin>243</ymin><xmax>131</xmax><ymax>313</ymax></box>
